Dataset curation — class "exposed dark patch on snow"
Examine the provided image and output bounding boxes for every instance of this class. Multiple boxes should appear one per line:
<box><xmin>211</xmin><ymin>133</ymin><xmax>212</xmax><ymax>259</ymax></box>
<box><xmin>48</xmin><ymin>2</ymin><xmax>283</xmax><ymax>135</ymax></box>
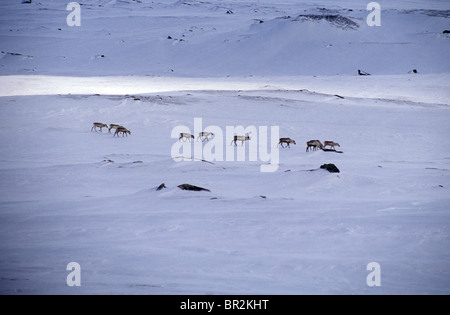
<box><xmin>293</xmin><ymin>14</ymin><xmax>359</xmax><ymax>30</ymax></box>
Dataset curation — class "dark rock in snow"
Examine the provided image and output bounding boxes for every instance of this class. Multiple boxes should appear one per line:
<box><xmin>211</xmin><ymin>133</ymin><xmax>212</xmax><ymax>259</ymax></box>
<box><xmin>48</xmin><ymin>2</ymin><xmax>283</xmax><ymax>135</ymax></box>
<box><xmin>320</xmin><ymin>164</ymin><xmax>340</xmax><ymax>173</ymax></box>
<box><xmin>178</xmin><ymin>184</ymin><xmax>211</xmax><ymax>192</ymax></box>
<box><xmin>156</xmin><ymin>183</ymin><xmax>167</xmax><ymax>191</ymax></box>
<box><xmin>358</xmin><ymin>69</ymin><xmax>371</xmax><ymax>76</ymax></box>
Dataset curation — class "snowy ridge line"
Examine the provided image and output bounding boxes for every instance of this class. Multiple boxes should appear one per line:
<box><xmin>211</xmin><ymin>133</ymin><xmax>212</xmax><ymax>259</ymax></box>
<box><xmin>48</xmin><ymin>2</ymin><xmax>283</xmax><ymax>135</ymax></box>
<box><xmin>1</xmin><ymin>74</ymin><xmax>449</xmax><ymax>105</ymax></box>
<box><xmin>173</xmin><ymin>156</ymin><xmax>227</xmax><ymax>169</ymax></box>
<box><xmin>235</xmin><ymin>89</ymin><xmax>450</xmax><ymax>109</ymax></box>
<box><xmin>0</xmin><ymin>159</ymin><xmax>145</xmax><ymax>173</ymax></box>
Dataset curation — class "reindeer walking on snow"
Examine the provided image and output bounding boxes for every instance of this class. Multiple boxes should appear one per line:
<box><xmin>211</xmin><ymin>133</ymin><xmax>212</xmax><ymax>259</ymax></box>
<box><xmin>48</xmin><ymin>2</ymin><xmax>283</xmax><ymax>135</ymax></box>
<box><xmin>113</xmin><ymin>126</ymin><xmax>131</xmax><ymax>137</ymax></box>
<box><xmin>231</xmin><ymin>134</ymin><xmax>251</xmax><ymax>146</ymax></box>
<box><xmin>179</xmin><ymin>133</ymin><xmax>195</xmax><ymax>142</ymax></box>
<box><xmin>323</xmin><ymin>141</ymin><xmax>340</xmax><ymax>150</ymax></box>
<box><xmin>197</xmin><ymin>132</ymin><xmax>214</xmax><ymax>142</ymax></box>
<box><xmin>306</xmin><ymin>140</ymin><xmax>323</xmax><ymax>152</ymax></box>
<box><xmin>91</xmin><ymin>122</ymin><xmax>108</xmax><ymax>132</ymax></box>
<box><xmin>278</xmin><ymin>138</ymin><xmax>296</xmax><ymax>148</ymax></box>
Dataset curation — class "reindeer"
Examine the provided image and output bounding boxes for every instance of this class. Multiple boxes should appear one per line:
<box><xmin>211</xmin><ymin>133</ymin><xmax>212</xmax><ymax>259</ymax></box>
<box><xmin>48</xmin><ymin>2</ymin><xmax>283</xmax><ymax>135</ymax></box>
<box><xmin>108</xmin><ymin>124</ymin><xmax>122</xmax><ymax>134</ymax></box>
<box><xmin>114</xmin><ymin>126</ymin><xmax>131</xmax><ymax>137</ymax></box>
<box><xmin>91</xmin><ymin>122</ymin><xmax>108</xmax><ymax>132</ymax></box>
<box><xmin>179</xmin><ymin>133</ymin><xmax>195</xmax><ymax>142</ymax></box>
<box><xmin>324</xmin><ymin>141</ymin><xmax>340</xmax><ymax>150</ymax></box>
<box><xmin>231</xmin><ymin>135</ymin><xmax>251</xmax><ymax>146</ymax></box>
<box><xmin>306</xmin><ymin>140</ymin><xmax>323</xmax><ymax>152</ymax></box>
<box><xmin>278</xmin><ymin>138</ymin><xmax>296</xmax><ymax>148</ymax></box>
<box><xmin>197</xmin><ymin>132</ymin><xmax>214</xmax><ymax>142</ymax></box>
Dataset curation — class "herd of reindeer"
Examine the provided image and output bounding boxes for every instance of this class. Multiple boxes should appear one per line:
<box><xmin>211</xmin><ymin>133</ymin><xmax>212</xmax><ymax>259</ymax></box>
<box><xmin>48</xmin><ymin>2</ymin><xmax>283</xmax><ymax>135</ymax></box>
<box><xmin>178</xmin><ymin>131</ymin><xmax>340</xmax><ymax>152</ymax></box>
<box><xmin>92</xmin><ymin>122</ymin><xmax>340</xmax><ymax>152</ymax></box>
<box><xmin>91</xmin><ymin>122</ymin><xmax>131</xmax><ymax>137</ymax></box>
<box><xmin>180</xmin><ymin>132</ymin><xmax>340</xmax><ymax>152</ymax></box>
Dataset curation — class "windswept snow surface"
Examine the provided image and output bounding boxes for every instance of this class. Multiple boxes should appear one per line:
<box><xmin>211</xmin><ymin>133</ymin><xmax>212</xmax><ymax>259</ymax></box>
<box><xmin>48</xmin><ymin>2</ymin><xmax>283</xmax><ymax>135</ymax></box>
<box><xmin>0</xmin><ymin>0</ymin><xmax>449</xmax><ymax>295</ymax></box>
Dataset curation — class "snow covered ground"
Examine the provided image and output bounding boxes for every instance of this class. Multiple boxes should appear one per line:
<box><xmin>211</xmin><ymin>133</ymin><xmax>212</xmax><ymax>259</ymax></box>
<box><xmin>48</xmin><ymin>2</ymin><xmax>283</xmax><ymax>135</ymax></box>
<box><xmin>0</xmin><ymin>0</ymin><xmax>449</xmax><ymax>295</ymax></box>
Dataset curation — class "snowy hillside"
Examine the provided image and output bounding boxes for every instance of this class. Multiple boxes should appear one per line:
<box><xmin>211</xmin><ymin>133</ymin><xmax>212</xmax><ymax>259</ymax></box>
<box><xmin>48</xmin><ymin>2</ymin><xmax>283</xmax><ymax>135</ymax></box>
<box><xmin>1</xmin><ymin>0</ymin><xmax>449</xmax><ymax>76</ymax></box>
<box><xmin>0</xmin><ymin>0</ymin><xmax>449</xmax><ymax>295</ymax></box>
